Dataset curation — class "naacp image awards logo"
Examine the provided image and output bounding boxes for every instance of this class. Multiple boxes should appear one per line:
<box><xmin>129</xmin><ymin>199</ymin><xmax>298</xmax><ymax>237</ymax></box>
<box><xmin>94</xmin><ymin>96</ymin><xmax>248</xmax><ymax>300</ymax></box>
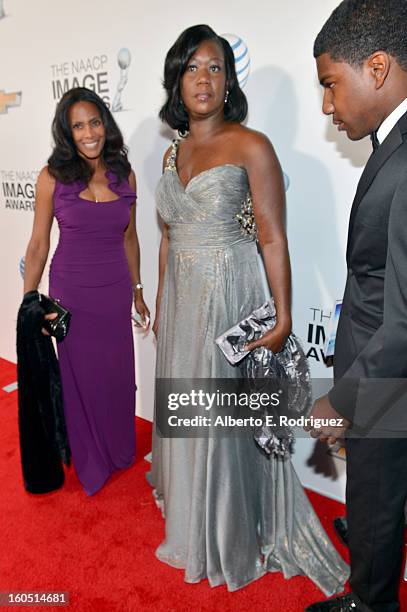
<box><xmin>1</xmin><ymin>169</ymin><xmax>39</xmax><ymax>211</ymax></box>
<box><xmin>50</xmin><ymin>48</ymin><xmax>132</xmax><ymax>112</ymax></box>
<box><xmin>112</xmin><ymin>48</ymin><xmax>131</xmax><ymax>111</ymax></box>
<box><xmin>305</xmin><ymin>306</ymin><xmax>332</xmax><ymax>364</ymax></box>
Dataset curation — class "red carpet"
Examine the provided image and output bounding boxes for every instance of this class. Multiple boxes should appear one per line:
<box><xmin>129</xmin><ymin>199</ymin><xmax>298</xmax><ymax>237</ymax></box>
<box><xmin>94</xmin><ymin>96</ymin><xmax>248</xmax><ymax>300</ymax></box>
<box><xmin>1</xmin><ymin>357</ymin><xmax>406</xmax><ymax>611</ymax></box>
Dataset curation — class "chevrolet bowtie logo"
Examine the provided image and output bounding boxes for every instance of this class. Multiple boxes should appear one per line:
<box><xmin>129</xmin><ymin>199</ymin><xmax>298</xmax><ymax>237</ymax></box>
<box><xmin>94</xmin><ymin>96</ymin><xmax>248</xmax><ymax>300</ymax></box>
<box><xmin>0</xmin><ymin>90</ymin><xmax>22</xmax><ymax>114</ymax></box>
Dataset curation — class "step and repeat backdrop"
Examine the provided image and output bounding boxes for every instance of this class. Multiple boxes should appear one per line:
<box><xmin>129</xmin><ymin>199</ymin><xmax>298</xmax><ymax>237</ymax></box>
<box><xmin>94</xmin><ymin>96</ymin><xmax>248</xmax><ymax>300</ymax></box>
<box><xmin>0</xmin><ymin>0</ymin><xmax>372</xmax><ymax>501</ymax></box>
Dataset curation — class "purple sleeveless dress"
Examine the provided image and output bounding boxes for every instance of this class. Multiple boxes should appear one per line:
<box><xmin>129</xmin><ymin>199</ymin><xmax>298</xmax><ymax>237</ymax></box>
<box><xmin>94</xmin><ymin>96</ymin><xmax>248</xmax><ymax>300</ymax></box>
<box><xmin>49</xmin><ymin>170</ymin><xmax>136</xmax><ymax>495</ymax></box>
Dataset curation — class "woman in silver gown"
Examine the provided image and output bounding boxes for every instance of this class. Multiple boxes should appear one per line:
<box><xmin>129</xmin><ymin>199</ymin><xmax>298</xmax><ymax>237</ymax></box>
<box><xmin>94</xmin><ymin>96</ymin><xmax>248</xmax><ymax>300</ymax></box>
<box><xmin>150</xmin><ymin>25</ymin><xmax>349</xmax><ymax>594</ymax></box>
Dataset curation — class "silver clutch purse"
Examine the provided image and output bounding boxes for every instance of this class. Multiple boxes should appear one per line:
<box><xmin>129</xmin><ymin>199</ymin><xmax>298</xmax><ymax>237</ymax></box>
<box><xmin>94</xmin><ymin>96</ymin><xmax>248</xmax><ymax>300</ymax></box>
<box><xmin>215</xmin><ymin>299</ymin><xmax>312</xmax><ymax>456</ymax></box>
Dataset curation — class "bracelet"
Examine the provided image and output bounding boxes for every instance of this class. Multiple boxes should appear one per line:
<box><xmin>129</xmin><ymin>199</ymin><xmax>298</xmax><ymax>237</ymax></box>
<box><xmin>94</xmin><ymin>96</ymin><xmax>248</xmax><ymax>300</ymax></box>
<box><xmin>132</xmin><ymin>282</ymin><xmax>144</xmax><ymax>291</ymax></box>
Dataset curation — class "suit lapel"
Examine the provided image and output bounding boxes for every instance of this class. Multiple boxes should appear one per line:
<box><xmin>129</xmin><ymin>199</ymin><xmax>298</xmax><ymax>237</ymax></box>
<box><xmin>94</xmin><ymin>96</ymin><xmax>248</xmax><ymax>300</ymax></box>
<box><xmin>346</xmin><ymin>122</ymin><xmax>404</xmax><ymax>262</ymax></box>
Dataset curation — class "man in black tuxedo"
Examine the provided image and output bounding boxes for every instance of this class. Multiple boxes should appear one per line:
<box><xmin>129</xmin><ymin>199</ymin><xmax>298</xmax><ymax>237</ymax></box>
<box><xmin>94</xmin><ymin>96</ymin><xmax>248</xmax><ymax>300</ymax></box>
<box><xmin>305</xmin><ymin>2</ymin><xmax>407</xmax><ymax>611</ymax></box>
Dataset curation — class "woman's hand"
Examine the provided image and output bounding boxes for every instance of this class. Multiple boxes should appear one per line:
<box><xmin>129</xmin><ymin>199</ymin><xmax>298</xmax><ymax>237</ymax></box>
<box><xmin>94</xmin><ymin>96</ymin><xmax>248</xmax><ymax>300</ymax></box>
<box><xmin>152</xmin><ymin>316</ymin><xmax>159</xmax><ymax>338</ymax></box>
<box><xmin>41</xmin><ymin>312</ymin><xmax>58</xmax><ymax>336</ymax></box>
<box><xmin>152</xmin><ymin>302</ymin><xmax>160</xmax><ymax>337</ymax></box>
<box><xmin>133</xmin><ymin>294</ymin><xmax>151</xmax><ymax>329</ymax></box>
<box><xmin>245</xmin><ymin>321</ymin><xmax>291</xmax><ymax>354</ymax></box>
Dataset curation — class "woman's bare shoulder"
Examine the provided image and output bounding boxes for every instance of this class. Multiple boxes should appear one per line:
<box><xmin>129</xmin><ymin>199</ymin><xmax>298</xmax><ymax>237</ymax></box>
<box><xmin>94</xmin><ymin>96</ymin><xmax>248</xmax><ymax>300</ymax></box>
<box><xmin>228</xmin><ymin>125</ymin><xmax>277</xmax><ymax>166</ymax></box>
<box><xmin>37</xmin><ymin>166</ymin><xmax>56</xmax><ymax>194</ymax></box>
<box><xmin>235</xmin><ymin>124</ymin><xmax>273</xmax><ymax>148</ymax></box>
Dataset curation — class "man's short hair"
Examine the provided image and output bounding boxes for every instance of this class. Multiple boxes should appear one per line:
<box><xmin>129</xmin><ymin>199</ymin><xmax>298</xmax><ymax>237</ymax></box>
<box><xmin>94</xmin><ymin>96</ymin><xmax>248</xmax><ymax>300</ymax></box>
<box><xmin>314</xmin><ymin>0</ymin><xmax>407</xmax><ymax>70</ymax></box>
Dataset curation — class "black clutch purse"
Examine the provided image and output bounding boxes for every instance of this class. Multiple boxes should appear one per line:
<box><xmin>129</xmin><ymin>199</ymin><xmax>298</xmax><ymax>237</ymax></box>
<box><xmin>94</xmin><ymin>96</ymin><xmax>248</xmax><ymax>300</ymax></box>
<box><xmin>40</xmin><ymin>294</ymin><xmax>71</xmax><ymax>341</ymax></box>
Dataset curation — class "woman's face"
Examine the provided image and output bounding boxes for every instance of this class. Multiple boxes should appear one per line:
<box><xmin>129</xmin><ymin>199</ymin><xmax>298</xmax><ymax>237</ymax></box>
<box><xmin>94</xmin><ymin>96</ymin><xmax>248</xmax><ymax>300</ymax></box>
<box><xmin>68</xmin><ymin>101</ymin><xmax>106</xmax><ymax>160</ymax></box>
<box><xmin>180</xmin><ymin>39</ymin><xmax>227</xmax><ymax>119</ymax></box>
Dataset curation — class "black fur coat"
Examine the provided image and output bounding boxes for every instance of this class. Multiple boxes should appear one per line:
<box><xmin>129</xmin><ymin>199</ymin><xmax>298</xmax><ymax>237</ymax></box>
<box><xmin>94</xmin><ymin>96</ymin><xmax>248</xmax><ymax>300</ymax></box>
<box><xmin>16</xmin><ymin>291</ymin><xmax>70</xmax><ymax>493</ymax></box>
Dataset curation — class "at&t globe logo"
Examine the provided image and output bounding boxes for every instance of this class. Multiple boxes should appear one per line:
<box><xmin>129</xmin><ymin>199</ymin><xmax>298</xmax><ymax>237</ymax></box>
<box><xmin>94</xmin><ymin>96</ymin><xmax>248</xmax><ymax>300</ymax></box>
<box><xmin>222</xmin><ymin>34</ymin><xmax>250</xmax><ymax>88</ymax></box>
<box><xmin>19</xmin><ymin>256</ymin><xmax>25</xmax><ymax>279</ymax></box>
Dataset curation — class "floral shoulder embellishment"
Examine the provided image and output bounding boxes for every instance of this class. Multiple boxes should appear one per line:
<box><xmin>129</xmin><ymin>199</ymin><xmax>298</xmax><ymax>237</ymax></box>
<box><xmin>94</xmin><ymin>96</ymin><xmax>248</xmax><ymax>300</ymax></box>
<box><xmin>236</xmin><ymin>193</ymin><xmax>257</xmax><ymax>238</ymax></box>
<box><xmin>165</xmin><ymin>139</ymin><xmax>179</xmax><ymax>172</ymax></box>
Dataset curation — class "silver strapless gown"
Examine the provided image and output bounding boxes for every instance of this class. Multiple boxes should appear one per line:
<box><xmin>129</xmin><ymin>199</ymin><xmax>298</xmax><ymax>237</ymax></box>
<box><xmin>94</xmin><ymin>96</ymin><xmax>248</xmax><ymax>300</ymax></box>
<box><xmin>150</xmin><ymin>147</ymin><xmax>349</xmax><ymax>594</ymax></box>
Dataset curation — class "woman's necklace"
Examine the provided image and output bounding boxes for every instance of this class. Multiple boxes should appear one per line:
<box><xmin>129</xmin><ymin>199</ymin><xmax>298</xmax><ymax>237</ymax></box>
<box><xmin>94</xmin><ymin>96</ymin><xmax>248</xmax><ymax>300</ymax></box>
<box><xmin>86</xmin><ymin>184</ymin><xmax>99</xmax><ymax>203</ymax></box>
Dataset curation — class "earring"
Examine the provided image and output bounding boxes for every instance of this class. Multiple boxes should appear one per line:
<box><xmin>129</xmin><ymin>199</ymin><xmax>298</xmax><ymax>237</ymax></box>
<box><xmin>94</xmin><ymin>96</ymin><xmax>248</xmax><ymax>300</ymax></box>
<box><xmin>178</xmin><ymin>127</ymin><xmax>189</xmax><ymax>139</ymax></box>
<box><xmin>224</xmin><ymin>90</ymin><xmax>229</xmax><ymax>104</ymax></box>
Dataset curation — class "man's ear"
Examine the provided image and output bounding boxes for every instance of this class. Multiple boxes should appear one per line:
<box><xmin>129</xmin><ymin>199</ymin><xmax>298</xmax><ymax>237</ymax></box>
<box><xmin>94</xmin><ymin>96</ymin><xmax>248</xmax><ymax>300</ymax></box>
<box><xmin>367</xmin><ymin>51</ymin><xmax>391</xmax><ymax>89</ymax></box>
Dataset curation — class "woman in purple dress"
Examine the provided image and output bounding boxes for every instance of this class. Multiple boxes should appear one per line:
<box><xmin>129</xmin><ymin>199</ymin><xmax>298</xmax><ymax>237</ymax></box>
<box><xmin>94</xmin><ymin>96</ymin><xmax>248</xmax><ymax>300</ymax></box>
<box><xmin>23</xmin><ymin>87</ymin><xmax>149</xmax><ymax>495</ymax></box>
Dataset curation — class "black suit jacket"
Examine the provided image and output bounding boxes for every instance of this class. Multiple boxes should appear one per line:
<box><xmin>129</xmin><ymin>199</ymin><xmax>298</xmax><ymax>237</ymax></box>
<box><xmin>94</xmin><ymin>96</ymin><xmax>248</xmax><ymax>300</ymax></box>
<box><xmin>329</xmin><ymin>111</ymin><xmax>407</xmax><ymax>429</ymax></box>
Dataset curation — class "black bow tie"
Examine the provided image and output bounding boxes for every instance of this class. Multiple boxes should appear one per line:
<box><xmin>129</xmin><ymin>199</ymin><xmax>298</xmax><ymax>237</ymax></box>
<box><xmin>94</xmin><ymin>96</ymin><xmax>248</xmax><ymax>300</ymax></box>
<box><xmin>370</xmin><ymin>130</ymin><xmax>380</xmax><ymax>151</ymax></box>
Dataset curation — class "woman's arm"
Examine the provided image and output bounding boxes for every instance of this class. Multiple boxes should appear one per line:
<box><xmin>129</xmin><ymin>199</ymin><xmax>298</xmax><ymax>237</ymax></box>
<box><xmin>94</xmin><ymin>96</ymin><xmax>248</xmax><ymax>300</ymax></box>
<box><xmin>244</xmin><ymin>131</ymin><xmax>292</xmax><ymax>353</ymax></box>
<box><xmin>125</xmin><ymin>170</ymin><xmax>150</xmax><ymax>326</ymax></box>
<box><xmin>23</xmin><ymin>167</ymin><xmax>55</xmax><ymax>293</ymax></box>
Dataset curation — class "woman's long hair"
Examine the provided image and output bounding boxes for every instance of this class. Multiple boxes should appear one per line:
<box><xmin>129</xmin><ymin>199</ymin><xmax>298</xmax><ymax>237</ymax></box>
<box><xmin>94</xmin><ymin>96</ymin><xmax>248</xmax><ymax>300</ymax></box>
<box><xmin>48</xmin><ymin>87</ymin><xmax>131</xmax><ymax>184</ymax></box>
